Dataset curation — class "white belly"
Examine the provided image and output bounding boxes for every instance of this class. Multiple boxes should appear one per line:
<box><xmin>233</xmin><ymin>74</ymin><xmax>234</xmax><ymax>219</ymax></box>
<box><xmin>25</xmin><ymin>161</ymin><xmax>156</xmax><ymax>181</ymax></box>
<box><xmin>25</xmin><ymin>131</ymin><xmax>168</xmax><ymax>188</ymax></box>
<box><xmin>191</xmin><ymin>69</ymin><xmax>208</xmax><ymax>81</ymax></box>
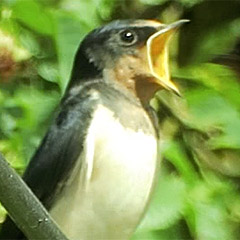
<box><xmin>50</xmin><ymin>105</ymin><xmax>158</xmax><ymax>240</ymax></box>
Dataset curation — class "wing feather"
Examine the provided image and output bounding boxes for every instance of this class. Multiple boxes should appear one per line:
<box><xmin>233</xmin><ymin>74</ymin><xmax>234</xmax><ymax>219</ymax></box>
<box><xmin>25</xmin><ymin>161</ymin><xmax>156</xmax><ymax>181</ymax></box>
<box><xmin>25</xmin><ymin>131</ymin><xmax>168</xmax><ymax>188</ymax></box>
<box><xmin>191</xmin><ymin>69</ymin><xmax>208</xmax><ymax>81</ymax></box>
<box><xmin>0</xmin><ymin>90</ymin><xmax>98</xmax><ymax>240</ymax></box>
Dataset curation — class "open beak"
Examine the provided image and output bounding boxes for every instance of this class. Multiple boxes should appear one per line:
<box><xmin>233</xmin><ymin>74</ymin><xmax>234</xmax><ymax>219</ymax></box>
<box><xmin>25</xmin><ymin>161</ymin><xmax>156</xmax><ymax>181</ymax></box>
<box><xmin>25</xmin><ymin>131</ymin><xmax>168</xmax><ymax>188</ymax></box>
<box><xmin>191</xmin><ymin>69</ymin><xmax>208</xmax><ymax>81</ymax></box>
<box><xmin>147</xmin><ymin>19</ymin><xmax>189</xmax><ymax>95</ymax></box>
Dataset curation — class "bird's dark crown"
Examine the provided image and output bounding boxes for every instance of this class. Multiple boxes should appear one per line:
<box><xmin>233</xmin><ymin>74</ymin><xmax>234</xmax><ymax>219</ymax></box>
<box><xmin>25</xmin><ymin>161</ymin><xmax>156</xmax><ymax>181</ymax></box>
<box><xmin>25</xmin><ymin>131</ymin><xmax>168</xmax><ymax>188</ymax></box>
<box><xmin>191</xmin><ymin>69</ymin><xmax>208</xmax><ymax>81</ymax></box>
<box><xmin>69</xmin><ymin>19</ymin><xmax>163</xmax><ymax>89</ymax></box>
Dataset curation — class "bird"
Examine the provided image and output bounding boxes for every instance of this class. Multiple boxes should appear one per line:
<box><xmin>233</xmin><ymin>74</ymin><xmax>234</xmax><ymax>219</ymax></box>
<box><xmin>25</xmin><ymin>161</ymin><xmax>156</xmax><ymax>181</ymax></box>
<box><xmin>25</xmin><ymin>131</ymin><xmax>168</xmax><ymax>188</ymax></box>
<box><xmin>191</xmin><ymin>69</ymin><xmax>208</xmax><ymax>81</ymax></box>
<box><xmin>0</xmin><ymin>19</ymin><xmax>187</xmax><ymax>240</ymax></box>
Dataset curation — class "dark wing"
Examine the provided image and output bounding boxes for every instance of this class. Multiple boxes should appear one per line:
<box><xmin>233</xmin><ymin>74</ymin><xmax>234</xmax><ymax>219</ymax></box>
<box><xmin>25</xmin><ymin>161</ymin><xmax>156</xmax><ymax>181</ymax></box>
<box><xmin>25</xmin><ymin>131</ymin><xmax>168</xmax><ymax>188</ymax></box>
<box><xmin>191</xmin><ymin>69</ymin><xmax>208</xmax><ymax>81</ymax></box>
<box><xmin>0</xmin><ymin>90</ymin><xmax>97</xmax><ymax>240</ymax></box>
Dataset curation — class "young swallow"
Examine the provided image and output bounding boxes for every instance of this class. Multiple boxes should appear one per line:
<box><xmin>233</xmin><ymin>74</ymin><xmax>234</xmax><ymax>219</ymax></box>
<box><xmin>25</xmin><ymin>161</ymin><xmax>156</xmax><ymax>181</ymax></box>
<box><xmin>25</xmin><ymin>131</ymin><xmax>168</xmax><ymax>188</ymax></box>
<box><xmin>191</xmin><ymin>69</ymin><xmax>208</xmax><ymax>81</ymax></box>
<box><xmin>0</xmin><ymin>19</ymin><xmax>187</xmax><ymax>240</ymax></box>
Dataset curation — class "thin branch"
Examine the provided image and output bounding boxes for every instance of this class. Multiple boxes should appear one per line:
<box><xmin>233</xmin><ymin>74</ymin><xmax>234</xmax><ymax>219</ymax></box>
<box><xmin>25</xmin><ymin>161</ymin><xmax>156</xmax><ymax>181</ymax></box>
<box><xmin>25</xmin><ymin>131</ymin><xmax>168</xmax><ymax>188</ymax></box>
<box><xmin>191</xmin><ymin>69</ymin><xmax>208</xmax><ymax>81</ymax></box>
<box><xmin>0</xmin><ymin>153</ymin><xmax>68</xmax><ymax>240</ymax></box>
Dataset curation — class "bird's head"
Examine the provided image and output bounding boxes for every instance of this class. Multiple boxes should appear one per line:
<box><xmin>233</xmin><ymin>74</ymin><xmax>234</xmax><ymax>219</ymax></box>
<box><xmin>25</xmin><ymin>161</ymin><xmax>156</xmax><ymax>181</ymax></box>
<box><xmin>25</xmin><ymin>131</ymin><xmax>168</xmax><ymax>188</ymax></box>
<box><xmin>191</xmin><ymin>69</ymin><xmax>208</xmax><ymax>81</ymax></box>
<box><xmin>70</xmin><ymin>19</ymin><xmax>189</xmax><ymax>103</ymax></box>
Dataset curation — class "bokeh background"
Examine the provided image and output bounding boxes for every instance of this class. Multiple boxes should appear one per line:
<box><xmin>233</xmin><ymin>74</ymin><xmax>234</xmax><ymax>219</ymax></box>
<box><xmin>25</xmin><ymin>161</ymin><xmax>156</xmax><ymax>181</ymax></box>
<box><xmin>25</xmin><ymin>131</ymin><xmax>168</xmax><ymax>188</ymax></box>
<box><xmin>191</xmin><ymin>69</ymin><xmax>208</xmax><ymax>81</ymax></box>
<box><xmin>1</xmin><ymin>0</ymin><xmax>240</xmax><ymax>239</ymax></box>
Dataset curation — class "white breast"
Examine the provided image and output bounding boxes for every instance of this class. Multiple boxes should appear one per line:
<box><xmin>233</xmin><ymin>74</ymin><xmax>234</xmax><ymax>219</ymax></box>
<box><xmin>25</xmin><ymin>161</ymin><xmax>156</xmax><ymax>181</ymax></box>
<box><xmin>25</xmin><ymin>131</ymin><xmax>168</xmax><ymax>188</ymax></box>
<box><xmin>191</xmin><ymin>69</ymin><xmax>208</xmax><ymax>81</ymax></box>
<box><xmin>50</xmin><ymin>105</ymin><xmax>158</xmax><ymax>240</ymax></box>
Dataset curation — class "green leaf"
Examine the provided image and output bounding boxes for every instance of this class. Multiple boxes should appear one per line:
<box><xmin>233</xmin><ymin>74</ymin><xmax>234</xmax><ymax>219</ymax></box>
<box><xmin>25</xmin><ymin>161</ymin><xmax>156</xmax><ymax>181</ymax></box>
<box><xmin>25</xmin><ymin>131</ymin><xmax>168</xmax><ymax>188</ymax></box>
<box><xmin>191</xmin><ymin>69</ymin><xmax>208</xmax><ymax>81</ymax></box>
<box><xmin>0</xmin><ymin>203</ymin><xmax>6</xmax><ymax>224</ymax></box>
<box><xmin>37</xmin><ymin>62</ymin><xmax>60</xmax><ymax>84</ymax></box>
<box><xmin>162</xmin><ymin>141</ymin><xmax>197</xmax><ymax>183</ymax></box>
<box><xmin>53</xmin><ymin>12</ymin><xmax>90</xmax><ymax>91</ymax></box>
<box><xmin>183</xmin><ymin>89</ymin><xmax>240</xmax><ymax>149</ymax></box>
<box><xmin>132</xmin><ymin>231</ymin><xmax>159</xmax><ymax>240</ymax></box>
<box><xmin>208</xmin><ymin>119</ymin><xmax>240</xmax><ymax>149</ymax></box>
<box><xmin>172</xmin><ymin>63</ymin><xmax>240</xmax><ymax>149</ymax></box>
<box><xmin>188</xmin><ymin>201</ymin><xmax>234</xmax><ymax>240</ymax></box>
<box><xmin>0</xmin><ymin>111</ymin><xmax>17</xmax><ymax>137</ymax></box>
<box><xmin>178</xmin><ymin>0</ymin><xmax>204</xmax><ymax>7</ymax></box>
<box><xmin>133</xmin><ymin>223</ymin><xmax>193</xmax><ymax>240</ymax></box>
<box><xmin>136</xmin><ymin>174</ymin><xmax>186</xmax><ymax>232</ymax></box>
<box><xmin>18</xmin><ymin>29</ymin><xmax>41</xmax><ymax>57</ymax></box>
<box><xmin>95</xmin><ymin>0</ymin><xmax>116</xmax><ymax>20</ymax></box>
<box><xmin>14</xmin><ymin>87</ymin><xmax>60</xmax><ymax>130</ymax></box>
<box><xmin>12</xmin><ymin>0</ymin><xmax>53</xmax><ymax>36</ymax></box>
<box><xmin>178</xmin><ymin>1</ymin><xmax>240</xmax><ymax>65</ymax></box>
<box><xmin>60</xmin><ymin>0</ymin><xmax>101</xmax><ymax>28</ymax></box>
<box><xmin>12</xmin><ymin>87</ymin><xmax>60</xmax><ymax>161</ymax></box>
<box><xmin>139</xmin><ymin>0</ymin><xmax>168</xmax><ymax>6</ymax></box>
<box><xmin>175</xmin><ymin>64</ymin><xmax>240</xmax><ymax>108</ymax></box>
<box><xmin>185</xmin><ymin>179</ymin><xmax>237</xmax><ymax>240</ymax></box>
<box><xmin>185</xmin><ymin>89</ymin><xmax>237</xmax><ymax>129</ymax></box>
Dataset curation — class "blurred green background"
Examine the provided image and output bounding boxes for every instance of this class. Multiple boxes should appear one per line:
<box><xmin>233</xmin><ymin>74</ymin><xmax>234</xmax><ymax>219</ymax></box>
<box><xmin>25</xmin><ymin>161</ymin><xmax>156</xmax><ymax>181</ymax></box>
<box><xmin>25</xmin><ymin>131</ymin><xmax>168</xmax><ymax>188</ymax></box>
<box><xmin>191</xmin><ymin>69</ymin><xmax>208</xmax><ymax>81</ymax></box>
<box><xmin>1</xmin><ymin>0</ymin><xmax>240</xmax><ymax>239</ymax></box>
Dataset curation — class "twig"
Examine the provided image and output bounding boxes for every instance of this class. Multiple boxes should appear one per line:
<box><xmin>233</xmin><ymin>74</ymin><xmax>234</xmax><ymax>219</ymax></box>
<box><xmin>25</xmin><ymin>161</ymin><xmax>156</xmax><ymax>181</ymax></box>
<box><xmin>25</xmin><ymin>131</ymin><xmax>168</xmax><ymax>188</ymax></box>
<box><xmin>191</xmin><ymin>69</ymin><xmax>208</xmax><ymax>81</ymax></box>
<box><xmin>0</xmin><ymin>153</ymin><xmax>68</xmax><ymax>240</ymax></box>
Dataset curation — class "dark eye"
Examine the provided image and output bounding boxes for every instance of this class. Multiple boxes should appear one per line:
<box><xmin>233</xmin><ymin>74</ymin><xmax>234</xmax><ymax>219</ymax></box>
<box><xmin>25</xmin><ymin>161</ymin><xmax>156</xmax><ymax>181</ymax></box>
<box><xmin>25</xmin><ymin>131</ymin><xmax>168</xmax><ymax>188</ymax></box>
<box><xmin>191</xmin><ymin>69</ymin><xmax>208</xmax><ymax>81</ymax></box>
<box><xmin>119</xmin><ymin>30</ymin><xmax>137</xmax><ymax>45</ymax></box>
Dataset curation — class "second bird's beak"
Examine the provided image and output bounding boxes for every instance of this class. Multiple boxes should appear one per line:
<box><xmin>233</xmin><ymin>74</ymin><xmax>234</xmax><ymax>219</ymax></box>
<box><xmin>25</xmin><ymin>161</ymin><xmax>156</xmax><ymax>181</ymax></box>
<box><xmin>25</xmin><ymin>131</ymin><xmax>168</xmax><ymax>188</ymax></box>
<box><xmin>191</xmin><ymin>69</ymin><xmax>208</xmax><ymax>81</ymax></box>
<box><xmin>146</xmin><ymin>19</ymin><xmax>189</xmax><ymax>95</ymax></box>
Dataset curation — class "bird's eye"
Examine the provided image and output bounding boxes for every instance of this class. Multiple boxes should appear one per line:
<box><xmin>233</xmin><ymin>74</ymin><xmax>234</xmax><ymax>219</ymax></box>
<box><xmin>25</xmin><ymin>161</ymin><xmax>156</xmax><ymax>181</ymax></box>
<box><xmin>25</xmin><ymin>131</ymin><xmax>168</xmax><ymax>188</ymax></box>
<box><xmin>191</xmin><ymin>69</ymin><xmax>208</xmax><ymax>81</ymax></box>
<box><xmin>119</xmin><ymin>30</ymin><xmax>137</xmax><ymax>45</ymax></box>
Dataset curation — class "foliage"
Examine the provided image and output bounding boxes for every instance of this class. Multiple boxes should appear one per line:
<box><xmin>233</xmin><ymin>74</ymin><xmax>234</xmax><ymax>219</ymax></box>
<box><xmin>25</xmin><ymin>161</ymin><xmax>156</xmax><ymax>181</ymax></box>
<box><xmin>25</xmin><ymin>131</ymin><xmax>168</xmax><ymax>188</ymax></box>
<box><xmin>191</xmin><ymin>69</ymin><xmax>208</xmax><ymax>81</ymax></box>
<box><xmin>1</xmin><ymin>0</ymin><xmax>240</xmax><ymax>239</ymax></box>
